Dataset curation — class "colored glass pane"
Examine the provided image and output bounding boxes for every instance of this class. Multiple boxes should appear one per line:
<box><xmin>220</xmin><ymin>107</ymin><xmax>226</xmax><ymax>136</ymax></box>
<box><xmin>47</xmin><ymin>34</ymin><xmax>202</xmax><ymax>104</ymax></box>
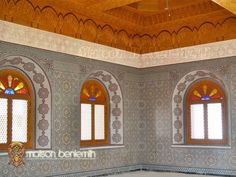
<box><xmin>16</xmin><ymin>88</ymin><xmax>28</xmax><ymax>95</ymax></box>
<box><xmin>201</xmin><ymin>96</ymin><xmax>210</xmax><ymax>101</ymax></box>
<box><xmin>89</xmin><ymin>96</ymin><xmax>96</xmax><ymax>101</ymax></box>
<box><xmin>0</xmin><ymin>74</ymin><xmax>29</xmax><ymax>96</ymax></box>
<box><xmin>5</xmin><ymin>88</ymin><xmax>15</xmax><ymax>95</ymax></box>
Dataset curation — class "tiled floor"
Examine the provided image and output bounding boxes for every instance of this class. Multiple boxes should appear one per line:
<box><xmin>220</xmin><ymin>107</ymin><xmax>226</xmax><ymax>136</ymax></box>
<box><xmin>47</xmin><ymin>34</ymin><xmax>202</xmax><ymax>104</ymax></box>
<box><xmin>109</xmin><ymin>171</ymin><xmax>221</xmax><ymax>177</ymax></box>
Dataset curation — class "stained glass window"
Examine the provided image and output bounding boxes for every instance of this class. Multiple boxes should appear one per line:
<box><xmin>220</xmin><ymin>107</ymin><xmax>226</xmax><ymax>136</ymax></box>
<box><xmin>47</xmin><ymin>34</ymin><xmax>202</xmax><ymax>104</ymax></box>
<box><xmin>81</xmin><ymin>80</ymin><xmax>106</xmax><ymax>103</ymax></box>
<box><xmin>189</xmin><ymin>81</ymin><xmax>224</xmax><ymax>101</ymax></box>
<box><xmin>80</xmin><ymin>80</ymin><xmax>108</xmax><ymax>147</ymax></box>
<box><xmin>0</xmin><ymin>69</ymin><xmax>33</xmax><ymax>151</ymax></box>
<box><xmin>185</xmin><ymin>80</ymin><xmax>227</xmax><ymax>145</ymax></box>
<box><xmin>0</xmin><ymin>74</ymin><xmax>29</xmax><ymax>95</ymax></box>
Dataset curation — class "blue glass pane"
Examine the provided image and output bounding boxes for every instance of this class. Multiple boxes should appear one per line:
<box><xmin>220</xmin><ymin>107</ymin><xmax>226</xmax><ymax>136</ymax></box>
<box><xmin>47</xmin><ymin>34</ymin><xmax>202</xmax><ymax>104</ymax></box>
<box><xmin>201</xmin><ymin>96</ymin><xmax>210</xmax><ymax>101</ymax></box>
<box><xmin>89</xmin><ymin>96</ymin><xmax>96</xmax><ymax>101</ymax></box>
<box><xmin>4</xmin><ymin>88</ymin><xmax>15</xmax><ymax>95</ymax></box>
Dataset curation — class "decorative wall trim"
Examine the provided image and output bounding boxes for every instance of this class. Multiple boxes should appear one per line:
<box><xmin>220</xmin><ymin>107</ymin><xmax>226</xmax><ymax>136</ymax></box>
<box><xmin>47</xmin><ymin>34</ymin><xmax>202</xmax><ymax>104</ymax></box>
<box><xmin>87</xmin><ymin>70</ymin><xmax>124</xmax><ymax>145</ymax></box>
<box><xmin>0</xmin><ymin>55</ymin><xmax>52</xmax><ymax>149</ymax></box>
<box><xmin>51</xmin><ymin>165</ymin><xmax>142</xmax><ymax>177</ymax></box>
<box><xmin>49</xmin><ymin>164</ymin><xmax>236</xmax><ymax>177</ymax></box>
<box><xmin>0</xmin><ymin>20</ymin><xmax>236</xmax><ymax>68</ymax></box>
<box><xmin>172</xmin><ymin>70</ymin><xmax>225</xmax><ymax>144</ymax></box>
<box><xmin>141</xmin><ymin>164</ymin><xmax>236</xmax><ymax>176</ymax></box>
<box><xmin>140</xmin><ymin>39</ymin><xmax>236</xmax><ymax>68</ymax></box>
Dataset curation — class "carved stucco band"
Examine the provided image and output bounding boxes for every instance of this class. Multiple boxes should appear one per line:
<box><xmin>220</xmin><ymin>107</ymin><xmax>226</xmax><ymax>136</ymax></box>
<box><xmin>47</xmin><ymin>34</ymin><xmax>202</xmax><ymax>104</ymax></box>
<box><xmin>88</xmin><ymin>70</ymin><xmax>123</xmax><ymax>145</ymax></box>
<box><xmin>172</xmin><ymin>70</ymin><xmax>225</xmax><ymax>144</ymax></box>
<box><xmin>0</xmin><ymin>55</ymin><xmax>51</xmax><ymax>149</ymax></box>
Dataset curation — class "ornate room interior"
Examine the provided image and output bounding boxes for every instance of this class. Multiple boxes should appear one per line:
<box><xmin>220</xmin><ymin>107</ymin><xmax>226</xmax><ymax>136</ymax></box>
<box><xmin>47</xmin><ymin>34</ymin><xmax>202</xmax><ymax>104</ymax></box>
<box><xmin>0</xmin><ymin>0</ymin><xmax>236</xmax><ymax>176</ymax></box>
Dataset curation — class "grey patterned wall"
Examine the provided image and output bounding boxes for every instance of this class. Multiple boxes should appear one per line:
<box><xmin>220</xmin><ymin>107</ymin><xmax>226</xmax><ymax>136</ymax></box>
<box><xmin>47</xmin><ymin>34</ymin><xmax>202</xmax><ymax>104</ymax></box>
<box><xmin>0</xmin><ymin>41</ymin><xmax>236</xmax><ymax>177</ymax></box>
<box><xmin>141</xmin><ymin>58</ymin><xmax>236</xmax><ymax>170</ymax></box>
<box><xmin>0</xmin><ymin>41</ymin><xmax>142</xmax><ymax>177</ymax></box>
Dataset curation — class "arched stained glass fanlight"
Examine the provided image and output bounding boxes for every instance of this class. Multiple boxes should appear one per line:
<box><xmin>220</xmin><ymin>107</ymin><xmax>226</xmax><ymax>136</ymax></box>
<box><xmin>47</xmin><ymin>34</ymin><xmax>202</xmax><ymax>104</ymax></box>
<box><xmin>189</xmin><ymin>80</ymin><xmax>224</xmax><ymax>101</ymax></box>
<box><xmin>81</xmin><ymin>80</ymin><xmax>106</xmax><ymax>103</ymax></box>
<box><xmin>0</xmin><ymin>74</ymin><xmax>29</xmax><ymax>95</ymax></box>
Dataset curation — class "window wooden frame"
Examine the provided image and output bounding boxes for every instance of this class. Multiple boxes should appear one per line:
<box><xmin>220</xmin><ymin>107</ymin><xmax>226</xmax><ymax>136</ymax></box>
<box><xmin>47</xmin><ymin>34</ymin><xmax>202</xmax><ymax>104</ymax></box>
<box><xmin>80</xmin><ymin>80</ymin><xmax>109</xmax><ymax>147</ymax></box>
<box><xmin>185</xmin><ymin>79</ymin><xmax>228</xmax><ymax>145</ymax></box>
<box><xmin>0</xmin><ymin>69</ymin><xmax>34</xmax><ymax>151</ymax></box>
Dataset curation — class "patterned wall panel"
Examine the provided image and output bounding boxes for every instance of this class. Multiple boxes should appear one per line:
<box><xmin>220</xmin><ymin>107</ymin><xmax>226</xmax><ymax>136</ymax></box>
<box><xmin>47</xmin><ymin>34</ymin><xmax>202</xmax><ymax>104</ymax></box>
<box><xmin>0</xmin><ymin>41</ymin><xmax>143</xmax><ymax>176</ymax></box>
<box><xmin>0</xmin><ymin>41</ymin><xmax>236</xmax><ymax>177</ymax></box>
<box><xmin>141</xmin><ymin>59</ymin><xmax>236</xmax><ymax>173</ymax></box>
<box><xmin>0</xmin><ymin>55</ymin><xmax>52</xmax><ymax>149</ymax></box>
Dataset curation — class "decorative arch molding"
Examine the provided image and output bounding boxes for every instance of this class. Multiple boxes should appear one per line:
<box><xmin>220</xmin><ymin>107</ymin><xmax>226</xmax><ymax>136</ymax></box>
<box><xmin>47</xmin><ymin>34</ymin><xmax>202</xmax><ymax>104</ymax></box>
<box><xmin>172</xmin><ymin>70</ymin><xmax>226</xmax><ymax>144</ymax></box>
<box><xmin>86</xmin><ymin>70</ymin><xmax>123</xmax><ymax>145</ymax></box>
<box><xmin>0</xmin><ymin>55</ymin><xmax>52</xmax><ymax>149</ymax></box>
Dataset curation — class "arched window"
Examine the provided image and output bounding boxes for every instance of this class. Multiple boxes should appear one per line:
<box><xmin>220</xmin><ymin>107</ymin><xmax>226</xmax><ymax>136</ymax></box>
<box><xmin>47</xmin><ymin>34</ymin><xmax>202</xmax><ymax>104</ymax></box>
<box><xmin>80</xmin><ymin>80</ymin><xmax>109</xmax><ymax>147</ymax></box>
<box><xmin>185</xmin><ymin>79</ymin><xmax>228</xmax><ymax>145</ymax></box>
<box><xmin>0</xmin><ymin>69</ymin><xmax>33</xmax><ymax>150</ymax></box>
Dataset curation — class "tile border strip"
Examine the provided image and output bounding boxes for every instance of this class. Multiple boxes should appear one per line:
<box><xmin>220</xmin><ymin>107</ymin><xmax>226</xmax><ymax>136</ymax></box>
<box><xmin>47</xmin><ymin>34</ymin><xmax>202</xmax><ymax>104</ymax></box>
<box><xmin>142</xmin><ymin>164</ymin><xmax>236</xmax><ymax>176</ymax></box>
<box><xmin>50</xmin><ymin>165</ymin><xmax>142</xmax><ymax>177</ymax></box>
<box><xmin>49</xmin><ymin>164</ymin><xmax>236</xmax><ymax>177</ymax></box>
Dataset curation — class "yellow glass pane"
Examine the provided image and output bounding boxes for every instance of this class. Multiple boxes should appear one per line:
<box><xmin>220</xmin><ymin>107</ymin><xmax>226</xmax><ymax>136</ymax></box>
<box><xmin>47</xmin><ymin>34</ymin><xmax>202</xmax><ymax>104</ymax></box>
<box><xmin>14</xmin><ymin>82</ymin><xmax>24</xmax><ymax>91</ymax></box>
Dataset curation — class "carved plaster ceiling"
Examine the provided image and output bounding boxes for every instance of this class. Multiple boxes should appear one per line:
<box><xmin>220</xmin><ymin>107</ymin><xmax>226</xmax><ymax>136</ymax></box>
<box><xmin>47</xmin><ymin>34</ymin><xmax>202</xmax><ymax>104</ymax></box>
<box><xmin>0</xmin><ymin>0</ymin><xmax>236</xmax><ymax>54</ymax></box>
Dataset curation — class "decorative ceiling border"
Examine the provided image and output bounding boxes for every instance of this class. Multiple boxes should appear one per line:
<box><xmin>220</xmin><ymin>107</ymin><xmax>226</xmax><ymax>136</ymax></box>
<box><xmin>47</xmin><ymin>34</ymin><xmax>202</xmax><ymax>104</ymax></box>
<box><xmin>1</xmin><ymin>0</ymin><xmax>236</xmax><ymax>54</ymax></box>
<box><xmin>0</xmin><ymin>20</ymin><xmax>236</xmax><ymax>68</ymax></box>
<box><xmin>140</xmin><ymin>38</ymin><xmax>236</xmax><ymax>67</ymax></box>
